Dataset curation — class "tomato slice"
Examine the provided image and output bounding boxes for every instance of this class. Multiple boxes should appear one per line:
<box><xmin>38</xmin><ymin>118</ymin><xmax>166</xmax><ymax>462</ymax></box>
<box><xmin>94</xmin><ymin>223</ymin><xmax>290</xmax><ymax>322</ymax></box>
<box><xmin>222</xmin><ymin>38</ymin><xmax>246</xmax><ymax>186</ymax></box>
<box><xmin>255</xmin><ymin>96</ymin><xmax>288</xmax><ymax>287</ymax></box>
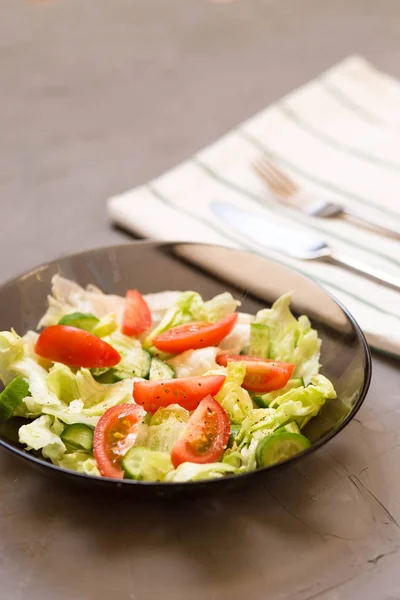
<box><xmin>216</xmin><ymin>354</ymin><xmax>294</xmax><ymax>393</ymax></box>
<box><xmin>133</xmin><ymin>375</ymin><xmax>226</xmax><ymax>413</ymax></box>
<box><xmin>122</xmin><ymin>290</ymin><xmax>152</xmax><ymax>336</ymax></box>
<box><xmin>171</xmin><ymin>395</ymin><xmax>230</xmax><ymax>468</ymax></box>
<box><xmin>35</xmin><ymin>325</ymin><xmax>121</xmax><ymax>368</ymax></box>
<box><xmin>152</xmin><ymin>313</ymin><xmax>238</xmax><ymax>354</ymax></box>
<box><xmin>93</xmin><ymin>403</ymin><xmax>144</xmax><ymax>478</ymax></box>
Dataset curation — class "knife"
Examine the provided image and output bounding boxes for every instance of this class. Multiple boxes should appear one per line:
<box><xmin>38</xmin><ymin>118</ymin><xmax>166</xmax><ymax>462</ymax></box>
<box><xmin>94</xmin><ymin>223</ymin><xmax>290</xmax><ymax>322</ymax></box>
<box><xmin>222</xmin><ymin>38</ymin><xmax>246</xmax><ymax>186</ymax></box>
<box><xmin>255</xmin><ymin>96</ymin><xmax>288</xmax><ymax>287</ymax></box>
<box><xmin>210</xmin><ymin>200</ymin><xmax>400</xmax><ymax>291</ymax></box>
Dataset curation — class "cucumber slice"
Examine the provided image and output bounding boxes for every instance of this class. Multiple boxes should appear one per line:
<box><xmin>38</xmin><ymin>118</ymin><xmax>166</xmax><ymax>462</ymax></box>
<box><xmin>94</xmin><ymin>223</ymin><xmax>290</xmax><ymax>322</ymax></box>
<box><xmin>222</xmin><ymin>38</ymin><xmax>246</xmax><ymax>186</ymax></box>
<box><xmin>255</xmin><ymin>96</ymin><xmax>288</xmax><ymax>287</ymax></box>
<box><xmin>122</xmin><ymin>446</ymin><xmax>173</xmax><ymax>481</ymax></box>
<box><xmin>248</xmin><ymin>323</ymin><xmax>269</xmax><ymax>358</ymax></box>
<box><xmin>278</xmin><ymin>421</ymin><xmax>301</xmax><ymax>435</ymax></box>
<box><xmin>253</xmin><ymin>378</ymin><xmax>304</xmax><ymax>408</ymax></box>
<box><xmin>0</xmin><ymin>377</ymin><xmax>29</xmax><ymax>420</ymax></box>
<box><xmin>115</xmin><ymin>349</ymin><xmax>152</xmax><ymax>380</ymax></box>
<box><xmin>256</xmin><ymin>431</ymin><xmax>311</xmax><ymax>468</ymax></box>
<box><xmin>135</xmin><ymin>349</ymin><xmax>152</xmax><ymax>378</ymax></box>
<box><xmin>58</xmin><ymin>312</ymin><xmax>99</xmax><ymax>331</ymax></box>
<box><xmin>61</xmin><ymin>423</ymin><xmax>94</xmax><ymax>452</ymax></box>
<box><xmin>149</xmin><ymin>358</ymin><xmax>175</xmax><ymax>380</ymax></box>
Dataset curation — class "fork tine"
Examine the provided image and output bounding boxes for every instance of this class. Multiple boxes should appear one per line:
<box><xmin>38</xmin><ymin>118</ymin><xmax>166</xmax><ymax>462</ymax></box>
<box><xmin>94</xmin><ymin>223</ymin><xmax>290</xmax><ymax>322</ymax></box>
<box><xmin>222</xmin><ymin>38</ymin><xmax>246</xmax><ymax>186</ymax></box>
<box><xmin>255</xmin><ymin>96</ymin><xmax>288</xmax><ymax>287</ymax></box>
<box><xmin>254</xmin><ymin>157</ymin><xmax>298</xmax><ymax>191</ymax></box>
<box><xmin>253</xmin><ymin>157</ymin><xmax>299</xmax><ymax>197</ymax></box>
<box><xmin>254</xmin><ymin>158</ymin><xmax>298</xmax><ymax>196</ymax></box>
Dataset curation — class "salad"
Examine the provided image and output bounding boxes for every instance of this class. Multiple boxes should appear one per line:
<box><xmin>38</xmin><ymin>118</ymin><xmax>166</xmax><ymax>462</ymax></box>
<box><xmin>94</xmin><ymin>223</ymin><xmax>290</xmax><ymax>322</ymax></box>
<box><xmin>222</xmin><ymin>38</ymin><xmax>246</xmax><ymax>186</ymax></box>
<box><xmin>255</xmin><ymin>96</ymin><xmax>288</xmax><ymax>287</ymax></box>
<box><xmin>0</xmin><ymin>276</ymin><xmax>336</xmax><ymax>483</ymax></box>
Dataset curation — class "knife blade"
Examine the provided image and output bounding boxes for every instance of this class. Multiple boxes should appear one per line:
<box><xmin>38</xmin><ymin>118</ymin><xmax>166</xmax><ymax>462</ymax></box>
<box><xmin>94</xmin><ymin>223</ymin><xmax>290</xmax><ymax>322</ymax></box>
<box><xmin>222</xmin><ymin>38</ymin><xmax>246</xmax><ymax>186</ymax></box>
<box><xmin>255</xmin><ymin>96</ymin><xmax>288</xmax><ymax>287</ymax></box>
<box><xmin>210</xmin><ymin>200</ymin><xmax>327</xmax><ymax>260</ymax></box>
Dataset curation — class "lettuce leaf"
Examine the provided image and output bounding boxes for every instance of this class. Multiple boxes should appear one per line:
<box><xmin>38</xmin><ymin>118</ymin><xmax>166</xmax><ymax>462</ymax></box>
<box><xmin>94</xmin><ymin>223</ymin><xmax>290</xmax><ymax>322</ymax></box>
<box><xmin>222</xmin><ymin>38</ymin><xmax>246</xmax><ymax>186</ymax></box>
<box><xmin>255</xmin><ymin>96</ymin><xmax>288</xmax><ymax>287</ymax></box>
<box><xmin>215</xmin><ymin>362</ymin><xmax>253</xmax><ymax>424</ymax></box>
<box><xmin>43</xmin><ymin>369</ymin><xmax>139</xmax><ymax>424</ymax></box>
<box><xmin>74</xmin><ymin>369</ymin><xmax>136</xmax><ymax>412</ymax></box>
<box><xmin>167</xmin><ymin>347</ymin><xmax>219</xmax><ymax>378</ymax></box>
<box><xmin>38</xmin><ymin>275</ymin><xmax>125</xmax><ymax>328</ymax></box>
<box><xmin>0</xmin><ymin>330</ymin><xmax>24</xmax><ymax>385</ymax></box>
<box><xmin>18</xmin><ymin>415</ymin><xmax>66</xmax><ymax>463</ymax></box>
<box><xmin>165</xmin><ymin>462</ymin><xmax>236</xmax><ymax>482</ymax></box>
<box><xmin>12</xmin><ymin>357</ymin><xmax>61</xmax><ymax>417</ymax></box>
<box><xmin>218</xmin><ymin>323</ymin><xmax>251</xmax><ymax>354</ymax></box>
<box><xmin>255</xmin><ymin>293</ymin><xmax>321</xmax><ymax>384</ymax></box>
<box><xmin>268</xmin><ymin>374</ymin><xmax>336</xmax><ymax>410</ymax></box>
<box><xmin>234</xmin><ymin>374</ymin><xmax>336</xmax><ymax>470</ymax></box>
<box><xmin>56</xmin><ymin>450</ymin><xmax>100</xmax><ymax>476</ymax></box>
<box><xmin>139</xmin><ymin>404</ymin><xmax>190</xmax><ymax>453</ymax></box>
<box><xmin>254</xmin><ymin>378</ymin><xmax>304</xmax><ymax>407</ymax></box>
<box><xmin>248</xmin><ymin>323</ymin><xmax>269</xmax><ymax>358</ymax></box>
<box><xmin>42</xmin><ymin>402</ymin><xmax>100</xmax><ymax>427</ymax></box>
<box><xmin>46</xmin><ymin>363</ymin><xmax>80</xmax><ymax>404</ymax></box>
<box><xmin>191</xmin><ymin>292</ymin><xmax>240</xmax><ymax>323</ymax></box>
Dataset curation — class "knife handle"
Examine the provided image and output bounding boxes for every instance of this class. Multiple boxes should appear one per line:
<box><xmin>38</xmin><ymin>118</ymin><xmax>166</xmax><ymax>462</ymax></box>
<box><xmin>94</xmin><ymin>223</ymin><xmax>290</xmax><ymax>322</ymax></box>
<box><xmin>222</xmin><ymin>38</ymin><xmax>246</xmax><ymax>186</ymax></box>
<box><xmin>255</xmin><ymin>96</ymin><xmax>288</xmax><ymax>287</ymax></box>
<box><xmin>323</xmin><ymin>253</ymin><xmax>400</xmax><ymax>292</ymax></box>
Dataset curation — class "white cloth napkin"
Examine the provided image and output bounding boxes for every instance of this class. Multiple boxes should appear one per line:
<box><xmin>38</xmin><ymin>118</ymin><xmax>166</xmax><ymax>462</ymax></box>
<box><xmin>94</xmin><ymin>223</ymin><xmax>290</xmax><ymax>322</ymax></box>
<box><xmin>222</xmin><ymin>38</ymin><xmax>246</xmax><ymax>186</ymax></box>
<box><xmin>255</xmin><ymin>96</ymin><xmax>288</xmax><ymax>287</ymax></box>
<box><xmin>108</xmin><ymin>56</ymin><xmax>400</xmax><ymax>357</ymax></box>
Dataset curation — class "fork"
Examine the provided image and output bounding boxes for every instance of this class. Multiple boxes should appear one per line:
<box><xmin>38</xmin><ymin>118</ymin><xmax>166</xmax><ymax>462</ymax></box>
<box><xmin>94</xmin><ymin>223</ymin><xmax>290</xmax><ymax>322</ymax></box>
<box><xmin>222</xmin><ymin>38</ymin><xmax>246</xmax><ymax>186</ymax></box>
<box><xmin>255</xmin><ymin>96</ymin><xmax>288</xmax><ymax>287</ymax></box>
<box><xmin>253</xmin><ymin>156</ymin><xmax>400</xmax><ymax>241</ymax></box>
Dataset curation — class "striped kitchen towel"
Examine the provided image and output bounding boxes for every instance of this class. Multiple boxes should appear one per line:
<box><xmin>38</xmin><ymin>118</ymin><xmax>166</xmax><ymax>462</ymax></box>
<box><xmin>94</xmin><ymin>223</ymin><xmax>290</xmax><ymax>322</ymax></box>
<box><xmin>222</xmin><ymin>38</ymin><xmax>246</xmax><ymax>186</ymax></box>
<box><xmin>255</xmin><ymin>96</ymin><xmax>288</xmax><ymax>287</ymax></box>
<box><xmin>108</xmin><ymin>56</ymin><xmax>400</xmax><ymax>357</ymax></box>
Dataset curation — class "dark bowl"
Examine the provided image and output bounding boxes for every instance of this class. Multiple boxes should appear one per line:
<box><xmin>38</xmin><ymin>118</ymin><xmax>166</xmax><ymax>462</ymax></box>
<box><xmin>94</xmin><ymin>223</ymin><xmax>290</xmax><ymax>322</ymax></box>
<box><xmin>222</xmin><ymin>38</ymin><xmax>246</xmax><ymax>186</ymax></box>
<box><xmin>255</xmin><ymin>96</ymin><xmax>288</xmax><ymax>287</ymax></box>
<box><xmin>0</xmin><ymin>241</ymin><xmax>371</xmax><ymax>498</ymax></box>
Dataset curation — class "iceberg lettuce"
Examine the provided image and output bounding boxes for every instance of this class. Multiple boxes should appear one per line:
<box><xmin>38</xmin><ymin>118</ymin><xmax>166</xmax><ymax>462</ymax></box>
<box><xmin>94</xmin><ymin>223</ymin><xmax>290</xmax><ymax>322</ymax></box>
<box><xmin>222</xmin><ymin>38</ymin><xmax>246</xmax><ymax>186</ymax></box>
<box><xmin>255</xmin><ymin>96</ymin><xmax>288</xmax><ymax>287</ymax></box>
<box><xmin>56</xmin><ymin>450</ymin><xmax>100</xmax><ymax>476</ymax></box>
<box><xmin>255</xmin><ymin>293</ymin><xmax>321</xmax><ymax>384</ymax></box>
<box><xmin>0</xmin><ymin>330</ymin><xmax>24</xmax><ymax>385</ymax></box>
<box><xmin>165</xmin><ymin>462</ymin><xmax>236</xmax><ymax>482</ymax></box>
<box><xmin>139</xmin><ymin>405</ymin><xmax>190</xmax><ymax>453</ymax></box>
<box><xmin>38</xmin><ymin>275</ymin><xmax>125</xmax><ymax>328</ymax></box>
<box><xmin>215</xmin><ymin>362</ymin><xmax>253</xmax><ymax>424</ymax></box>
<box><xmin>167</xmin><ymin>347</ymin><xmax>219</xmax><ymax>378</ymax></box>
<box><xmin>19</xmin><ymin>415</ymin><xmax>66</xmax><ymax>463</ymax></box>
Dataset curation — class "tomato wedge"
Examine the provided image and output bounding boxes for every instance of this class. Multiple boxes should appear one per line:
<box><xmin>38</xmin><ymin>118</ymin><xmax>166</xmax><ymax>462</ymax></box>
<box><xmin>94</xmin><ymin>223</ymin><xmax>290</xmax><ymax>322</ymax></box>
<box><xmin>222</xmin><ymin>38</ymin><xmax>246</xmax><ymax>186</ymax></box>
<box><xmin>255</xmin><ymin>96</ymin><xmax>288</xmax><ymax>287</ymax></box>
<box><xmin>35</xmin><ymin>325</ymin><xmax>121</xmax><ymax>368</ymax></box>
<box><xmin>133</xmin><ymin>375</ymin><xmax>226</xmax><ymax>413</ymax></box>
<box><xmin>152</xmin><ymin>313</ymin><xmax>238</xmax><ymax>354</ymax></box>
<box><xmin>93</xmin><ymin>403</ymin><xmax>144</xmax><ymax>478</ymax></box>
<box><xmin>216</xmin><ymin>354</ymin><xmax>294</xmax><ymax>393</ymax></box>
<box><xmin>122</xmin><ymin>290</ymin><xmax>152</xmax><ymax>336</ymax></box>
<box><xmin>171</xmin><ymin>395</ymin><xmax>230</xmax><ymax>468</ymax></box>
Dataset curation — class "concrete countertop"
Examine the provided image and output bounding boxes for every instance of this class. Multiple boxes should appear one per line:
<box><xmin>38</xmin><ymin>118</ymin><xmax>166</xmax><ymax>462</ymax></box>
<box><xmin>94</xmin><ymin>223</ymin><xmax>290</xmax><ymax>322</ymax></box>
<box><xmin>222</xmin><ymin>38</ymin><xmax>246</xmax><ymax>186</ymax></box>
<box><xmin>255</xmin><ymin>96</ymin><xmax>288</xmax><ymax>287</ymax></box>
<box><xmin>1</xmin><ymin>1</ymin><xmax>400</xmax><ymax>598</ymax></box>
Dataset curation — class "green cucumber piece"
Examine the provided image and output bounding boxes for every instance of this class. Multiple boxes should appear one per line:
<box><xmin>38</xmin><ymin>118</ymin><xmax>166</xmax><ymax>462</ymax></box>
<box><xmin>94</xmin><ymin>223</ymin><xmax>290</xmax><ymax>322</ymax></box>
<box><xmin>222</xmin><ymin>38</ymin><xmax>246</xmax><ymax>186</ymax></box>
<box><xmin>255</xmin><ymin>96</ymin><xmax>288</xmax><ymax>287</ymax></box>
<box><xmin>135</xmin><ymin>349</ymin><xmax>152</xmax><ymax>378</ymax></box>
<box><xmin>59</xmin><ymin>312</ymin><xmax>99</xmax><ymax>332</ymax></box>
<box><xmin>248</xmin><ymin>323</ymin><xmax>269</xmax><ymax>358</ymax></box>
<box><xmin>61</xmin><ymin>423</ymin><xmax>94</xmax><ymax>452</ymax></box>
<box><xmin>0</xmin><ymin>377</ymin><xmax>29</xmax><ymax>420</ymax></box>
<box><xmin>253</xmin><ymin>378</ymin><xmax>304</xmax><ymax>408</ymax></box>
<box><xmin>228</xmin><ymin>423</ymin><xmax>241</xmax><ymax>448</ymax></box>
<box><xmin>122</xmin><ymin>446</ymin><xmax>172</xmax><ymax>481</ymax></box>
<box><xmin>90</xmin><ymin>314</ymin><xmax>117</xmax><ymax>338</ymax></box>
<box><xmin>114</xmin><ymin>349</ymin><xmax>152</xmax><ymax>380</ymax></box>
<box><xmin>253</xmin><ymin>394</ymin><xmax>268</xmax><ymax>408</ymax></box>
<box><xmin>149</xmin><ymin>358</ymin><xmax>175</xmax><ymax>380</ymax></box>
<box><xmin>256</xmin><ymin>431</ymin><xmax>311</xmax><ymax>468</ymax></box>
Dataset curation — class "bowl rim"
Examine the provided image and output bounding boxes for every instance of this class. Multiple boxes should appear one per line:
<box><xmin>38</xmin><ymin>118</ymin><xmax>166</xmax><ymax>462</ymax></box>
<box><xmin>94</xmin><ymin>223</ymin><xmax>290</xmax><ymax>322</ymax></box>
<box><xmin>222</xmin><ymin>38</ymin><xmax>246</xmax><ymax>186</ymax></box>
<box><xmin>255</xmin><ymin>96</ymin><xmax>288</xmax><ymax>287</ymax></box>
<box><xmin>0</xmin><ymin>240</ymin><xmax>372</xmax><ymax>488</ymax></box>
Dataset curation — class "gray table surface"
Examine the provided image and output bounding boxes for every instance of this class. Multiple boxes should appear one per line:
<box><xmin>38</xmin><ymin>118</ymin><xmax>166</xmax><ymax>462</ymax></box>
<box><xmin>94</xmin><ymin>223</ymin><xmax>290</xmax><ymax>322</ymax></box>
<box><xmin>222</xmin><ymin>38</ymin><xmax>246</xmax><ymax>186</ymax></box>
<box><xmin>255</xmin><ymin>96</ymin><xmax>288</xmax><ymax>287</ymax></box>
<box><xmin>1</xmin><ymin>1</ymin><xmax>400</xmax><ymax>598</ymax></box>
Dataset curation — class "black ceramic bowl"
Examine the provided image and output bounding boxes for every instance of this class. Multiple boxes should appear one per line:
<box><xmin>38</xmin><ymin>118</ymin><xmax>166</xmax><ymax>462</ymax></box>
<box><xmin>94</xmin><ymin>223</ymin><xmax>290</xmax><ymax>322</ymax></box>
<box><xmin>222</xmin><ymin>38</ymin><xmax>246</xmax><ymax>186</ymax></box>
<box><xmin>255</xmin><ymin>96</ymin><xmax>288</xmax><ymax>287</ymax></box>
<box><xmin>0</xmin><ymin>242</ymin><xmax>371</xmax><ymax>497</ymax></box>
